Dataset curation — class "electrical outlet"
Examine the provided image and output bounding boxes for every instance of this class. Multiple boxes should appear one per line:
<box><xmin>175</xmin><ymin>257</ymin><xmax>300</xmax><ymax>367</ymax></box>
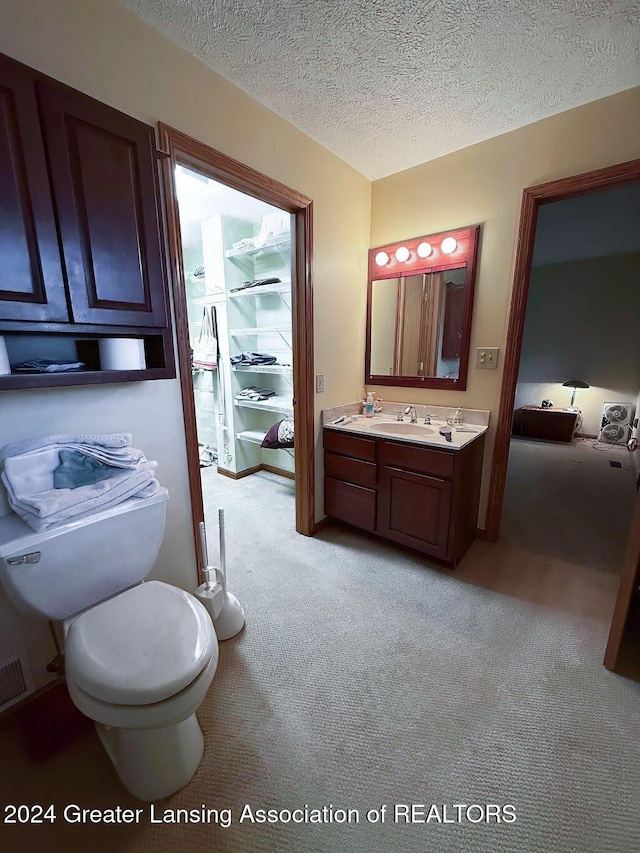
<box><xmin>476</xmin><ymin>347</ymin><xmax>499</xmax><ymax>369</ymax></box>
<box><xmin>315</xmin><ymin>374</ymin><xmax>325</xmax><ymax>393</ymax></box>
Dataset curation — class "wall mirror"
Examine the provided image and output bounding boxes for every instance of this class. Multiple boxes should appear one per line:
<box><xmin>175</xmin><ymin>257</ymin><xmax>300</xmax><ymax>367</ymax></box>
<box><xmin>365</xmin><ymin>224</ymin><xmax>480</xmax><ymax>390</ymax></box>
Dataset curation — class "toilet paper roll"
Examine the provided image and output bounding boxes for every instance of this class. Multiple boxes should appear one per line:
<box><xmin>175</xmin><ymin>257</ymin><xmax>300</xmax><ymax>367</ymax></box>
<box><xmin>0</xmin><ymin>336</ymin><xmax>10</xmax><ymax>375</ymax></box>
<box><xmin>98</xmin><ymin>338</ymin><xmax>146</xmax><ymax>371</ymax></box>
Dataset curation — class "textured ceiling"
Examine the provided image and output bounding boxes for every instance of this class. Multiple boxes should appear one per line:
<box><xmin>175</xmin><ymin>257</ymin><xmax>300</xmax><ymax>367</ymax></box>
<box><xmin>117</xmin><ymin>0</ymin><xmax>640</xmax><ymax>179</ymax></box>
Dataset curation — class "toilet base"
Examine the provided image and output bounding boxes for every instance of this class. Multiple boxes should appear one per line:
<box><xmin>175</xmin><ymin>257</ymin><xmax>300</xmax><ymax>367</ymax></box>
<box><xmin>96</xmin><ymin>713</ymin><xmax>205</xmax><ymax>801</ymax></box>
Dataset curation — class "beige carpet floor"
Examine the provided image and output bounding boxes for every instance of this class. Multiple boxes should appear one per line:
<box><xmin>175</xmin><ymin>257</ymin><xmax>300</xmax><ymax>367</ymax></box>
<box><xmin>1</xmin><ymin>437</ymin><xmax>639</xmax><ymax>852</ymax></box>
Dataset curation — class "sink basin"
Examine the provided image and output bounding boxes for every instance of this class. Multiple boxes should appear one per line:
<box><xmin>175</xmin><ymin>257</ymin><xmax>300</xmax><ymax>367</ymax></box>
<box><xmin>368</xmin><ymin>422</ymin><xmax>435</xmax><ymax>437</ymax></box>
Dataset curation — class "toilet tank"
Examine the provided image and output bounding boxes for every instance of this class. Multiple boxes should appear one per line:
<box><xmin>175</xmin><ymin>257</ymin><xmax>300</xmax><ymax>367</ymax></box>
<box><xmin>0</xmin><ymin>488</ymin><xmax>168</xmax><ymax>621</ymax></box>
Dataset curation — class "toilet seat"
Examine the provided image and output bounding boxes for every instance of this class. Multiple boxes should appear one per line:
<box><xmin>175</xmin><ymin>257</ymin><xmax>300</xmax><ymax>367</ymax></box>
<box><xmin>65</xmin><ymin>581</ymin><xmax>216</xmax><ymax>705</ymax></box>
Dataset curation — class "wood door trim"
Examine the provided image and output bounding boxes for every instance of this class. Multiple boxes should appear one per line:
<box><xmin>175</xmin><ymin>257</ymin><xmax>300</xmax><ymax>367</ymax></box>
<box><xmin>485</xmin><ymin>158</ymin><xmax>640</xmax><ymax>543</ymax></box>
<box><xmin>604</xmin><ymin>496</ymin><xmax>640</xmax><ymax>671</ymax></box>
<box><xmin>158</xmin><ymin>124</ymin><xmax>315</xmax><ymax>580</ymax></box>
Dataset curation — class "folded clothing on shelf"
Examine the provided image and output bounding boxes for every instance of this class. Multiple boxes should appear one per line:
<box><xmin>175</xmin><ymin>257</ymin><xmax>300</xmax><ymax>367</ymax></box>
<box><xmin>235</xmin><ymin>386</ymin><xmax>276</xmax><ymax>402</ymax></box>
<box><xmin>230</xmin><ymin>352</ymin><xmax>278</xmax><ymax>366</ymax></box>
<box><xmin>229</xmin><ymin>277</ymin><xmax>281</xmax><ymax>293</ymax></box>
<box><xmin>13</xmin><ymin>359</ymin><xmax>85</xmax><ymax>373</ymax></box>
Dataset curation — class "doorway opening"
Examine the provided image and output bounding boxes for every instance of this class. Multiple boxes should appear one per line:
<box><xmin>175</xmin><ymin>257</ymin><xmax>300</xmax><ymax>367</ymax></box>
<box><xmin>158</xmin><ymin>125</ymin><xmax>315</xmax><ymax>579</ymax></box>
<box><xmin>485</xmin><ymin>158</ymin><xmax>640</xmax><ymax>676</ymax></box>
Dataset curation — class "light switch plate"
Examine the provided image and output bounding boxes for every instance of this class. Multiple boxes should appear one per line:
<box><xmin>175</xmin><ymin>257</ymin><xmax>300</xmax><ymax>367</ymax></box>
<box><xmin>476</xmin><ymin>347</ymin><xmax>499</xmax><ymax>369</ymax></box>
<box><xmin>315</xmin><ymin>374</ymin><xmax>325</xmax><ymax>393</ymax></box>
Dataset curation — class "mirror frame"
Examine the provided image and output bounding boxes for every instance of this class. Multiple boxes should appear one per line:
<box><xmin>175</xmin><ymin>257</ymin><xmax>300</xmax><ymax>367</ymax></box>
<box><xmin>365</xmin><ymin>224</ymin><xmax>480</xmax><ymax>390</ymax></box>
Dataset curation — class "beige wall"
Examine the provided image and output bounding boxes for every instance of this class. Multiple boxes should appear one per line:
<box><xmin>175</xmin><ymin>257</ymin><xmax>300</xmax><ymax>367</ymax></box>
<box><xmin>370</xmin><ymin>87</ymin><xmax>640</xmax><ymax>524</ymax></box>
<box><xmin>0</xmin><ymin>0</ymin><xmax>371</xmax><ymax>689</ymax></box>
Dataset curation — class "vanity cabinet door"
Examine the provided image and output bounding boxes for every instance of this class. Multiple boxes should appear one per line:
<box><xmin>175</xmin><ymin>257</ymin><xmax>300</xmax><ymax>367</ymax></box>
<box><xmin>37</xmin><ymin>82</ymin><xmax>168</xmax><ymax>327</ymax></box>
<box><xmin>378</xmin><ymin>466</ymin><xmax>452</xmax><ymax>558</ymax></box>
<box><xmin>0</xmin><ymin>55</ymin><xmax>68</xmax><ymax>322</ymax></box>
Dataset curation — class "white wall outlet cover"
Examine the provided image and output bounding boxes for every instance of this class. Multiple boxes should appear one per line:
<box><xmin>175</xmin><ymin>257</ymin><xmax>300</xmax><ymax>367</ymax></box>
<box><xmin>476</xmin><ymin>347</ymin><xmax>499</xmax><ymax>368</ymax></box>
<box><xmin>315</xmin><ymin>374</ymin><xmax>325</xmax><ymax>393</ymax></box>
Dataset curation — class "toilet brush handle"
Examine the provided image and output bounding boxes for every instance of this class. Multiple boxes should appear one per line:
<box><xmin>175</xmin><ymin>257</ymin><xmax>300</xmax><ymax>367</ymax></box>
<box><xmin>218</xmin><ymin>508</ymin><xmax>227</xmax><ymax>596</ymax></box>
<box><xmin>198</xmin><ymin>521</ymin><xmax>211</xmax><ymax>587</ymax></box>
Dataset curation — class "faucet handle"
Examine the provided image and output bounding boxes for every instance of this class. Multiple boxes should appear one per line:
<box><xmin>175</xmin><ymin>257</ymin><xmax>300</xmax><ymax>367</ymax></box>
<box><xmin>396</xmin><ymin>411</ymin><xmax>404</xmax><ymax>421</ymax></box>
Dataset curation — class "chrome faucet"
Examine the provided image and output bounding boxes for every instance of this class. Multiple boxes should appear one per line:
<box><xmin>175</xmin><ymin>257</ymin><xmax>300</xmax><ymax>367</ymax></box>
<box><xmin>404</xmin><ymin>406</ymin><xmax>418</xmax><ymax>424</ymax></box>
<box><xmin>423</xmin><ymin>410</ymin><xmax>432</xmax><ymax>425</ymax></box>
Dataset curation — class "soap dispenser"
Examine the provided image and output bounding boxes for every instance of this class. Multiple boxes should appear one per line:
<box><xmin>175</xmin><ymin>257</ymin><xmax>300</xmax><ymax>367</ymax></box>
<box><xmin>365</xmin><ymin>392</ymin><xmax>375</xmax><ymax>418</ymax></box>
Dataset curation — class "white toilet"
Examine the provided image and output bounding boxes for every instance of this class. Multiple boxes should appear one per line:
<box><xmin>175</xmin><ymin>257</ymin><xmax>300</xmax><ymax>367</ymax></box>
<box><xmin>0</xmin><ymin>488</ymin><xmax>219</xmax><ymax>801</ymax></box>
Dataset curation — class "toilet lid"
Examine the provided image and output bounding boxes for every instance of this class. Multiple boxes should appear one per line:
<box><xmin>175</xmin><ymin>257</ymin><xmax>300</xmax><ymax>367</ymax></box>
<box><xmin>65</xmin><ymin>581</ymin><xmax>216</xmax><ymax>705</ymax></box>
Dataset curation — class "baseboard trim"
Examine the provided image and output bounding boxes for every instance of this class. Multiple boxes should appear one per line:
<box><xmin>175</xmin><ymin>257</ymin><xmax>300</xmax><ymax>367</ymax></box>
<box><xmin>262</xmin><ymin>463</ymin><xmax>295</xmax><ymax>481</ymax></box>
<box><xmin>1</xmin><ymin>675</ymin><xmax>65</xmax><ymax>719</ymax></box>
<box><xmin>217</xmin><ymin>464</ymin><xmax>262</xmax><ymax>480</ymax></box>
<box><xmin>310</xmin><ymin>516</ymin><xmax>329</xmax><ymax>536</ymax></box>
<box><xmin>475</xmin><ymin>527</ymin><xmax>492</xmax><ymax>541</ymax></box>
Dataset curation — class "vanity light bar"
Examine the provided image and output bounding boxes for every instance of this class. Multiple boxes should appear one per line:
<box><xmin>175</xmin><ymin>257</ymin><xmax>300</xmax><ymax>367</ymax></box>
<box><xmin>370</xmin><ymin>226</ymin><xmax>473</xmax><ymax>274</ymax></box>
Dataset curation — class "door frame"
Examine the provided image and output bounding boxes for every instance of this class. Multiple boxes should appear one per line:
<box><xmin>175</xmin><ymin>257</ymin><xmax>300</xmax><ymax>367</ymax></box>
<box><xmin>158</xmin><ymin>124</ymin><xmax>315</xmax><ymax>580</ymax></box>
<box><xmin>484</xmin><ymin>157</ymin><xmax>640</xmax><ymax>541</ymax></box>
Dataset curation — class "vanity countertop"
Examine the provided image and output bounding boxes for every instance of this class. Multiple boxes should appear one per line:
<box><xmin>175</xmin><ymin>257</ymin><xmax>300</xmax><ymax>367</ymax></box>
<box><xmin>323</xmin><ymin>414</ymin><xmax>487</xmax><ymax>450</ymax></box>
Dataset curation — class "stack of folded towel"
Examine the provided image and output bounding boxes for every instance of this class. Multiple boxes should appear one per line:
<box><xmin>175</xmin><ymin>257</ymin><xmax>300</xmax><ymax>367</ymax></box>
<box><xmin>0</xmin><ymin>433</ymin><xmax>160</xmax><ymax>532</ymax></box>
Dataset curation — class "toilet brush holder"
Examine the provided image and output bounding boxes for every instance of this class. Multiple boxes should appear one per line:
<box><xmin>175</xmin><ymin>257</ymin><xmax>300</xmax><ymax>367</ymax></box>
<box><xmin>197</xmin><ymin>515</ymin><xmax>245</xmax><ymax>641</ymax></box>
<box><xmin>213</xmin><ymin>591</ymin><xmax>245</xmax><ymax>641</ymax></box>
<box><xmin>195</xmin><ymin>569</ymin><xmax>225</xmax><ymax>621</ymax></box>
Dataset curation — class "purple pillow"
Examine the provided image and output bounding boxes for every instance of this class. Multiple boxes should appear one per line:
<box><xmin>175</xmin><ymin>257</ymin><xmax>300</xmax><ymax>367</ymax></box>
<box><xmin>261</xmin><ymin>418</ymin><xmax>294</xmax><ymax>449</ymax></box>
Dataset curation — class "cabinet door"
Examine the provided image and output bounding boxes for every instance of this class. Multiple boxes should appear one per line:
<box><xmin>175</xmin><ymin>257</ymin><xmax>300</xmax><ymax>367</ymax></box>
<box><xmin>0</xmin><ymin>56</ymin><xmax>68</xmax><ymax>322</ymax></box>
<box><xmin>37</xmin><ymin>82</ymin><xmax>167</xmax><ymax>327</ymax></box>
<box><xmin>378</xmin><ymin>466</ymin><xmax>451</xmax><ymax>558</ymax></box>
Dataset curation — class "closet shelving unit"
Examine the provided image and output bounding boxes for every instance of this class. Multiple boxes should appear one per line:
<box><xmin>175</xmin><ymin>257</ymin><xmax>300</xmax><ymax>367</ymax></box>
<box><xmin>208</xmin><ymin>216</ymin><xmax>294</xmax><ymax>476</ymax></box>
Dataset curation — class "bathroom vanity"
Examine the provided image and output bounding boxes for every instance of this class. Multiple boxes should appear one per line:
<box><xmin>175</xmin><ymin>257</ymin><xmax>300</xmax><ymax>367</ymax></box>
<box><xmin>323</xmin><ymin>411</ymin><xmax>487</xmax><ymax>567</ymax></box>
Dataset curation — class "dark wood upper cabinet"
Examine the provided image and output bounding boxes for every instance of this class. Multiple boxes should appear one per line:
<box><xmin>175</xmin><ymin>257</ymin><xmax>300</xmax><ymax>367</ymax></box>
<box><xmin>0</xmin><ymin>51</ymin><xmax>174</xmax><ymax>389</ymax></box>
<box><xmin>0</xmin><ymin>54</ymin><xmax>68</xmax><ymax>322</ymax></box>
<box><xmin>37</xmin><ymin>82</ymin><xmax>167</xmax><ymax>327</ymax></box>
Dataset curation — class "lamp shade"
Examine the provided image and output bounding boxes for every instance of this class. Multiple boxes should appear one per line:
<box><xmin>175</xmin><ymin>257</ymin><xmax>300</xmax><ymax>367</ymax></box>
<box><xmin>562</xmin><ymin>380</ymin><xmax>590</xmax><ymax>389</ymax></box>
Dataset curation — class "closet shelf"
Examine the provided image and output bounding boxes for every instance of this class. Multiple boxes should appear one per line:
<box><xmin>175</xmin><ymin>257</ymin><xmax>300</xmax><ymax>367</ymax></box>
<box><xmin>225</xmin><ymin>236</ymin><xmax>291</xmax><ymax>261</ymax></box>
<box><xmin>229</xmin><ymin>326</ymin><xmax>291</xmax><ymax>336</ymax></box>
<box><xmin>234</xmin><ymin>395</ymin><xmax>293</xmax><ymax>415</ymax></box>
<box><xmin>191</xmin><ymin>292</ymin><xmax>225</xmax><ymax>306</ymax></box>
<box><xmin>227</xmin><ymin>281</ymin><xmax>290</xmax><ymax>299</ymax></box>
<box><xmin>236</xmin><ymin>429</ymin><xmax>267</xmax><ymax>444</ymax></box>
<box><xmin>232</xmin><ymin>364</ymin><xmax>292</xmax><ymax>375</ymax></box>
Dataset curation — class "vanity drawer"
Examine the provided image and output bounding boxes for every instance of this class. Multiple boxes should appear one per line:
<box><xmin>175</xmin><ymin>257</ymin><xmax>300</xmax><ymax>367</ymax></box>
<box><xmin>325</xmin><ymin>477</ymin><xmax>376</xmax><ymax>532</ymax></box>
<box><xmin>380</xmin><ymin>440</ymin><xmax>454</xmax><ymax>479</ymax></box>
<box><xmin>323</xmin><ymin>429</ymin><xmax>376</xmax><ymax>462</ymax></box>
<box><xmin>325</xmin><ymin>451</ymin><xmax>377</xmax><ymax>488</ymax></box>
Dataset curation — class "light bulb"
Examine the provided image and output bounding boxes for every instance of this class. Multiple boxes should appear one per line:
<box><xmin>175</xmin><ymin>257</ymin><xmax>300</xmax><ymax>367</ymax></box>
<box><xmin>375</xmin><ymin>251</ymin><xmax>390</xmax><ymax>266</ymax></box>
<box><xmin>441</xmin><ymin>237</ymin><xmax>457</xmax><ymax>254</ymax></box>
<box><xmin>417</xmin><ymin>242</ymin><xmax>432</xmax><ymax>258</ymax></box>
<box><xmin>395</xmin><ymin>246</ymin><xmax>410</xmax><ymax>262</ymax></box>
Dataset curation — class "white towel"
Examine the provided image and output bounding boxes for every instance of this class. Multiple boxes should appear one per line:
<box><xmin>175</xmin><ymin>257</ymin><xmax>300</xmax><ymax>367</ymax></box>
<box><xmin>7</xmin><ymin>474</ymin><xmax>160</xmax><ymax>531</ymax></box>
<box><xmin>0</xmin><ymin>433</ymin><xmax>132</xmax><ymax>461</ymax></box>
<box><xmin>0</xmin><ymin>433</ymin><xmax>160</xmax><ymax>532</ymax></box>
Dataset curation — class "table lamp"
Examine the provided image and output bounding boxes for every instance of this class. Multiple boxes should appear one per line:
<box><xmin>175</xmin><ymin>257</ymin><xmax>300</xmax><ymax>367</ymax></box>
<box><xmin>562</xmin><ymin>379</ymin><xmax>589</xmax><ymax>409</ymax></box>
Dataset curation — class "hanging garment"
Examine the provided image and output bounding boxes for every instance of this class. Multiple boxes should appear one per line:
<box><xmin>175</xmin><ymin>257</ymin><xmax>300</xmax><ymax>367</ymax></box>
<box><xmin>193</xmin><ymin>307</ymin><xmax>218</xmax><ymax>370</ymax></box>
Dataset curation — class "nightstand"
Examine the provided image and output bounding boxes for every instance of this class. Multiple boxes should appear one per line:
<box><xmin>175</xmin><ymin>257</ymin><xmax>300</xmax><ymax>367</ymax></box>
<box><xmin>512</xmin><ymin>406</ymin><xmax>578</xmax><ymax>442</ymax></box>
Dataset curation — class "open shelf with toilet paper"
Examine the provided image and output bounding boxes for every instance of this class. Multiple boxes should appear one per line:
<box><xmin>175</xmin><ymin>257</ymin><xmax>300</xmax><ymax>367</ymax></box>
<box><xmin>0</xmin><ymin>330</ymin><xmax>174</xmax><ymax>389</ymax></box>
